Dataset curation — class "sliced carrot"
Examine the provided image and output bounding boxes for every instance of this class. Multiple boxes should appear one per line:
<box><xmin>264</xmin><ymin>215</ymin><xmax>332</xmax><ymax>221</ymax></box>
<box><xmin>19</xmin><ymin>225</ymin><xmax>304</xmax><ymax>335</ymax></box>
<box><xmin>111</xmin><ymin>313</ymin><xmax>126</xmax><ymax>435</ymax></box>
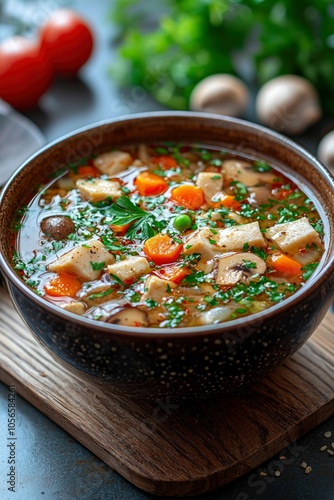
<box><xmin>143</xmin><ymin>234</ymin><xmax>183</xmax><ymax>265</ymax></box>
<box><xmin>110</xmin><ymin>222</ymin><xmax>131</xmax><ymax>235</ymax></box>
<box><xmin>170</xmin><ymin>185</ymin><xmax>204</xmax><ymax>210</ymax></box>
<box><xmin>77</xmin><ymin>165</ymin><xmax>100</xmax><ymax>177</ymax></box>
<box><xmin>44</xmin><ymin>273</ymin><xmax>82</xmax><ymax>297</ymax></box>
<box><xmin>210</xmin><ymin>194</ymin><xmax>241</xmax><ymax>211</ymax></box>
<box><xmin>135</xmin><ymin>171</ymin><xmax>168</xmax><ymax>197</ymax></box>
<box><xmin>151</xmin><ymin>155</ymin><xmax>177</xmax><ymax>170</ymax></box>
<box><xmin>154</xmin><ymin>265</ymin><xmax>190</xmax><ymax>284</ymax></box>
<box><xmin>269</xmin><ymin>253</ymin><xmax>302</xmax><ymax>281</ymax></box>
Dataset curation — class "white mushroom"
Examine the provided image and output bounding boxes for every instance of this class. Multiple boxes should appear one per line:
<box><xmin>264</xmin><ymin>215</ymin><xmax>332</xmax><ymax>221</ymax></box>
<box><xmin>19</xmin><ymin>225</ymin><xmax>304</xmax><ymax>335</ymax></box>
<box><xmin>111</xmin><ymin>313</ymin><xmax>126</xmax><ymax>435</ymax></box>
<box><xmin>60</xmin><ymin>301</ymin><xmax>86</xmax><ymax>315</ymax></box>
<box><xmin>200</xmin><ymin>306</ymin><xmax>232</xmax><ymax>325</ymax></box>
<box><xmin>256</xmin><ymin>75</ymin><xmax>322</xmax><ymax>134</ymax></box>
<box><xmin>317</xmin><ymin>130</ymin><xmax>334</xmax><ymax>172</ymax></box>
<box><xmin>189</xmin><ymin>74</ymin><xmax>249</xmax><ymax>117</ymax></box>
<box><xmin>107</xmin><ymin>307</ymin><xmax>148</xmax><ymax>327</ymax></box>
<box><xmin>222</xmin><ymin>160</ymin><xmax>275</xmax><ymax>186</ymax></box>
<box><xmin>216</xmin><ymin>252</ymin><xmax>267</xmax><ymax>286</ymax></box>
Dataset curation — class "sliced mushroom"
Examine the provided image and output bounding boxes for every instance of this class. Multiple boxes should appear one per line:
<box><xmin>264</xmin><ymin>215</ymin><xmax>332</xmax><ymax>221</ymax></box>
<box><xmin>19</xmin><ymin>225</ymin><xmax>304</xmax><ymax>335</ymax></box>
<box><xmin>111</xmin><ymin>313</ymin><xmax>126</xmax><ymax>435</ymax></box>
<box><xmin>200</xmin><ymin>306</ymin><xmax>232</xmax><ymax>325</ymax></box>
<box><xmin>223</xmin><ymin>160</ymin><xmax>275</xmax><ymax>186</ymax></box>
<box><xmin>107</xmin><ymin>307</ymin><xmax>148</xmax><ymax>327</ymax></box>
<box><xmin>41</xmin><ymin>215</ymin><xmax>75</xmax><ymax>241</ymax></box>
<box><xmin>216</xmin><ymin>252</ymin><xmax>266</xmax><ymax>286</ymax></box>
<box><xmin>60</xmin><ymin>301</ymin><xmax>86</xmax><ymax>315</ymax></box>
<box><xmin>248</xmin><ymin>186</ymin><xmax>273</xmax><ymax>206</ymax></box>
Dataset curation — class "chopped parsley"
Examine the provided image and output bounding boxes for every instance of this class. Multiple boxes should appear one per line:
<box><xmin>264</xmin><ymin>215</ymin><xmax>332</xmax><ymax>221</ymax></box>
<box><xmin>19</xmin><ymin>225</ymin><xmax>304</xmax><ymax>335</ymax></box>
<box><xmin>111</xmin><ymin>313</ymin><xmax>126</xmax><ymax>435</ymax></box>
<box><xmin>90</xmin><ymin>261</ymin><xmax>105</xmax><ymax>271</ymax></box>
<box><xmin>301</xmin><ymin>262</ymin><xmax>319</xmax><ymax>281</ymax></box>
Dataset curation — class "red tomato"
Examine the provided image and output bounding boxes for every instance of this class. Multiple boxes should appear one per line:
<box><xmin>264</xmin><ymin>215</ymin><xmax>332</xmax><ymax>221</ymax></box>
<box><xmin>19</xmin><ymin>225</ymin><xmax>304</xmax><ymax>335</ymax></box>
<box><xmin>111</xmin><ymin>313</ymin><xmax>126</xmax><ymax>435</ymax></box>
<box><xmin>0</xmin><ymin>36</ymin><xmax>52</xmax><ymax>109</ymax></box>
<box><xmin>40</xmin><ymin>9</ymin><xmax>93</xmax><ymax>75</ymax></box>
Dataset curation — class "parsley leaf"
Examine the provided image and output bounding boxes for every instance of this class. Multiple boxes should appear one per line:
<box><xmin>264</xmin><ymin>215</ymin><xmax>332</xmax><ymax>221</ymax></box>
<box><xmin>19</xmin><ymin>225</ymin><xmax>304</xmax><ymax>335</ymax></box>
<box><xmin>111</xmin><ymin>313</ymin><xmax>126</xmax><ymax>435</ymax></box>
<box><xmin>88</xmin><ymin>288</ymin><xmax>113</xmax><ymax>300</ymax></box>
<box><xmin>107</xmin><ymin>196</ymin><xmax>157</xmax><ymax>240</ymax></box>
<box><xmin>301</xmin><ymin>262</ymin><xmax>319</xmax><ymax>281</ymax></box>
<box><xmin>253</xmin><ymin>161</ymin><xmax>272</xmax><ymax>173</ymax></box>
<box><xmin>90</xmin><ymin>261</ymin><xmax>105</xmax><ymax>271</ymax></box>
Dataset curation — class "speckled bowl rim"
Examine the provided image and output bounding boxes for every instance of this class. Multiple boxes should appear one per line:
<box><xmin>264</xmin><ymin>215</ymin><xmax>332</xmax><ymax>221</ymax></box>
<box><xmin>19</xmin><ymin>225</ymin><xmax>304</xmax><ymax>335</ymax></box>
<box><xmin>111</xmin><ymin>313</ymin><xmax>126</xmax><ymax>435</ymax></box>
<box><xmin>0</xmin><ymin>111</ymin><xmax>333</xmax><ymax>339</ymax></box>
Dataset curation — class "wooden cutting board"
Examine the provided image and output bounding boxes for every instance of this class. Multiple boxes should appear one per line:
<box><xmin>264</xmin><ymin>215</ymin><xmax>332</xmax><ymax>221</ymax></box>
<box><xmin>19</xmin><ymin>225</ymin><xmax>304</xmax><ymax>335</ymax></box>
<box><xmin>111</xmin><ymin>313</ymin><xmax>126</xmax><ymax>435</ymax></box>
<box><xmin>0</xmin><ymin>287</ymin><xmax>333</xmax><ymax>497</ymax></box>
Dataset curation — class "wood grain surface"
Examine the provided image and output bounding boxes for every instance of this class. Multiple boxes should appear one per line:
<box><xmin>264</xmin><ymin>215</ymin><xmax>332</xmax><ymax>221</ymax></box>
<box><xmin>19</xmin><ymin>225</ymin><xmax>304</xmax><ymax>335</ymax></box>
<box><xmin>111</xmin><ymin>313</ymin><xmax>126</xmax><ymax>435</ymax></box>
<box><xmin>0</xmin><ymin>287</ymin><xmax>333</xmax><ymax>497</ymax></box>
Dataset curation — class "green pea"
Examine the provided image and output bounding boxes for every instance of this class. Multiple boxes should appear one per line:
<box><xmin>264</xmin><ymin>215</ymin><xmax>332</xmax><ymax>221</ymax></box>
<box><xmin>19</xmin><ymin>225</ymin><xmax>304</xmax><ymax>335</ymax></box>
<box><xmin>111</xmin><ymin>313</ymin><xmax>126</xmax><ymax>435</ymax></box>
<box><xmin>173</xmin><ymin>214</ymin><xmax>192</xmax><ymax>232</ymax></box>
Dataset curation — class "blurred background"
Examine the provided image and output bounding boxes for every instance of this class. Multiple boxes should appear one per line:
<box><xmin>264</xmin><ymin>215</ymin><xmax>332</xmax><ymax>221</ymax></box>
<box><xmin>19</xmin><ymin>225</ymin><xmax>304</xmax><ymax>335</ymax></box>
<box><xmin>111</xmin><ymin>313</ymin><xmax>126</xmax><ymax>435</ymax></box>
<box><xmin>1</xmin><ymin>0</ymin><xmax>334</xmax><ymax>153</ymax></box>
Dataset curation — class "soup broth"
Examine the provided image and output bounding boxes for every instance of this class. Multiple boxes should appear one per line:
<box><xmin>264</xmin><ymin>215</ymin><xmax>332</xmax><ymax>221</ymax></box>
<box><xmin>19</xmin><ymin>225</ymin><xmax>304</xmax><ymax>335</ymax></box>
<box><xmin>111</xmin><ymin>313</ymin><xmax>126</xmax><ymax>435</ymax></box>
<box><xmin>13</xmin><ymin>143</ymin><xmax>324</xmax><ymax>328</ymax></box>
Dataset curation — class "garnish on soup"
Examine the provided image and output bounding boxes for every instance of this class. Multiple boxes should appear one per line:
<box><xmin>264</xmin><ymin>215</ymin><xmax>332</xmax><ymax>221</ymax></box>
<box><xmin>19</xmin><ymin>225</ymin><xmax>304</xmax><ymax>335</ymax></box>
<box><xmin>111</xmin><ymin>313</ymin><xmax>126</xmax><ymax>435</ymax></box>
<box><xmin>12</xmin><ymin>144</ymin><xmax>324</xmax><ymax>328</ymax></box>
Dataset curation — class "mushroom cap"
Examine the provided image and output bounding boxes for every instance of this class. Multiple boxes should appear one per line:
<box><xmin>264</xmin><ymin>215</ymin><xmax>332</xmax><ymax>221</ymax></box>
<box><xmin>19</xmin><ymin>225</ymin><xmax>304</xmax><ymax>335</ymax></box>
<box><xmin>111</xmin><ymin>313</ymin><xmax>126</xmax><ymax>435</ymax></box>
<box><xmin>317</xmin><ymin>130</ymin><xmax>334</xmax><ymax>172</ymax></box>
<box><xmin>40</xmin><ymin>215</ymin><xmax>75</xmax><ymax>241</ymax></box>
<box><xmin>190</xmin><ymin>74</ymin><xmax>249</xmax><ymax>117</ymax></box>
<box><xmin>256</xmin><ymin>75</ymin><xmax>322</xmax><ymax>134</ymax></box>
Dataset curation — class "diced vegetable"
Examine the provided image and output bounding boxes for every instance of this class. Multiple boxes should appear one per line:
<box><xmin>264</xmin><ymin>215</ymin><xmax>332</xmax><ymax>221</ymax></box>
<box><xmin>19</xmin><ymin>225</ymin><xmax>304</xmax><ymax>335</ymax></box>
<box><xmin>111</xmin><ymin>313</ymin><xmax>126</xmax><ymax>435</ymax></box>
<box><xmin>151</xmin><ymin>155</ymin><xmax>177</xmax><ymax>170</ymax></box>
<box><xmin>211</xmin><ymin>194</ymin><xmax>241</xmax><ymax>211</ymax></box>
<box><xmin>269</xmin><ymin>253</ymin><xmax>302</xmax><ymax>280</ymax></box>
<box><xmin>44</xmin><ymin>273</ymin><xmax>82</xmax><ymax>297</ymax></box>
<box><xmin>110</xmin><ymin>222</ymin><xmax>131</xmax><ymax>235</ymax></box>
<box><xmin>154</xmin><ymin>265</ymin><xmax>190</xmax><ymax>284</ymax></box>
<box><xmin>173</xmin><ymin>214</ymin><xmax>192</xmax><ymax>232</ymax></box>
<box><xmin>77</xmin><ymin>165</ymin><xmax>100</xmax><ymax>177</ymax></box>
<box><xmin>143</xmin><ymin>233</ymin><xmax>183</xmax><ymax>265</ymax></box>
<box><xmin>135</xmin><ymin>170</ymin><xmax>168</xmax><ymax>196</ymax></box>
<box><xmin>170</xmin><ymin>184</ymin><xmax>204</xmax><ymax>210</ymax></box>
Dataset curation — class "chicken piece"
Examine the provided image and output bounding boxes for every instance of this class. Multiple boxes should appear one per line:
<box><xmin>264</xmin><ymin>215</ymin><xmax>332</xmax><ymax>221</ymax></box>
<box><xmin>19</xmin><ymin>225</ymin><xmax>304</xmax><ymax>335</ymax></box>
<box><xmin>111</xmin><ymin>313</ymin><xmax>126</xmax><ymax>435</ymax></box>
<box><xmin>223</xmin><ymin>159</ymin><xmax>275</xmax><ymax>186</ymax></box>
<box><xmin>76</xmin><ymin>178</ymin><xmax>122</xmax><ymax>202</ymax></box>
<box><xmin>184</xmin><ymin>228</ymin><xmax>221</xmax><ymax>272</ymax></box>
<box><xmin>48</xmin><ymin>240</ymin><xmax>114</xmax><ymax>281</ymax></box>
<box><xmin>93</xmin><ymin>150</ymin><xmax>133</xmax><ymax>176</ymax></box>
<box><xmin>141</xmin><ymin>275</ymin><xmax>176</xmax><ymax>303</ymax></box>
<box><xmin>216</xmin><ymin>252</ymin><xmax>266</xmax><ymax>286</ymax></box>
<box><xmin>196</xmin><ymin>172</ymin><xmax>223</xmax><ymax>203</ymax></box>
<box><xmin>265</xmin><ymin>217</ymin><xmax>322</xmax><ymax>255</ymax></box>
<box><xmin>107</xmin><ymin>256</ymin><xmax>151</xmax><ymax>284</ymax></box>
<box><xmin>60</xmin><ymin>301</ymin><xmax>86</xmax><ymax>315</ymax></box>
<box><xmin>218</xmin><ymin>221</ymin><xmax>266</xmax><ymax>252</ymax></box>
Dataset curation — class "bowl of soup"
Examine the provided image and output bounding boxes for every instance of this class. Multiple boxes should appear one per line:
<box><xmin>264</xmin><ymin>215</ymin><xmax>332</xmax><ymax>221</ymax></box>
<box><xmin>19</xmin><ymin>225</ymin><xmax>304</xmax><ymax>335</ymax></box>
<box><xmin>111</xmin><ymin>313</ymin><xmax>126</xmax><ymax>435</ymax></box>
<box><xmin>0</xmin><ymin>112</ymin><xmax>333</xmax><ymax>399</ymax></box>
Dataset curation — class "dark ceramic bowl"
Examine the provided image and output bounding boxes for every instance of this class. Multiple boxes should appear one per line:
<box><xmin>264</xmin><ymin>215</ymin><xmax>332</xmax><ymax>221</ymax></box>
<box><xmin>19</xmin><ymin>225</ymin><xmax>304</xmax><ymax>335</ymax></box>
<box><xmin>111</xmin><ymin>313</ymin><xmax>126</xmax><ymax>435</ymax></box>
<box><xmin>0</xmin><ymin>112</ymin><xmax>334</xmax><ymax>400</ymax></box>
